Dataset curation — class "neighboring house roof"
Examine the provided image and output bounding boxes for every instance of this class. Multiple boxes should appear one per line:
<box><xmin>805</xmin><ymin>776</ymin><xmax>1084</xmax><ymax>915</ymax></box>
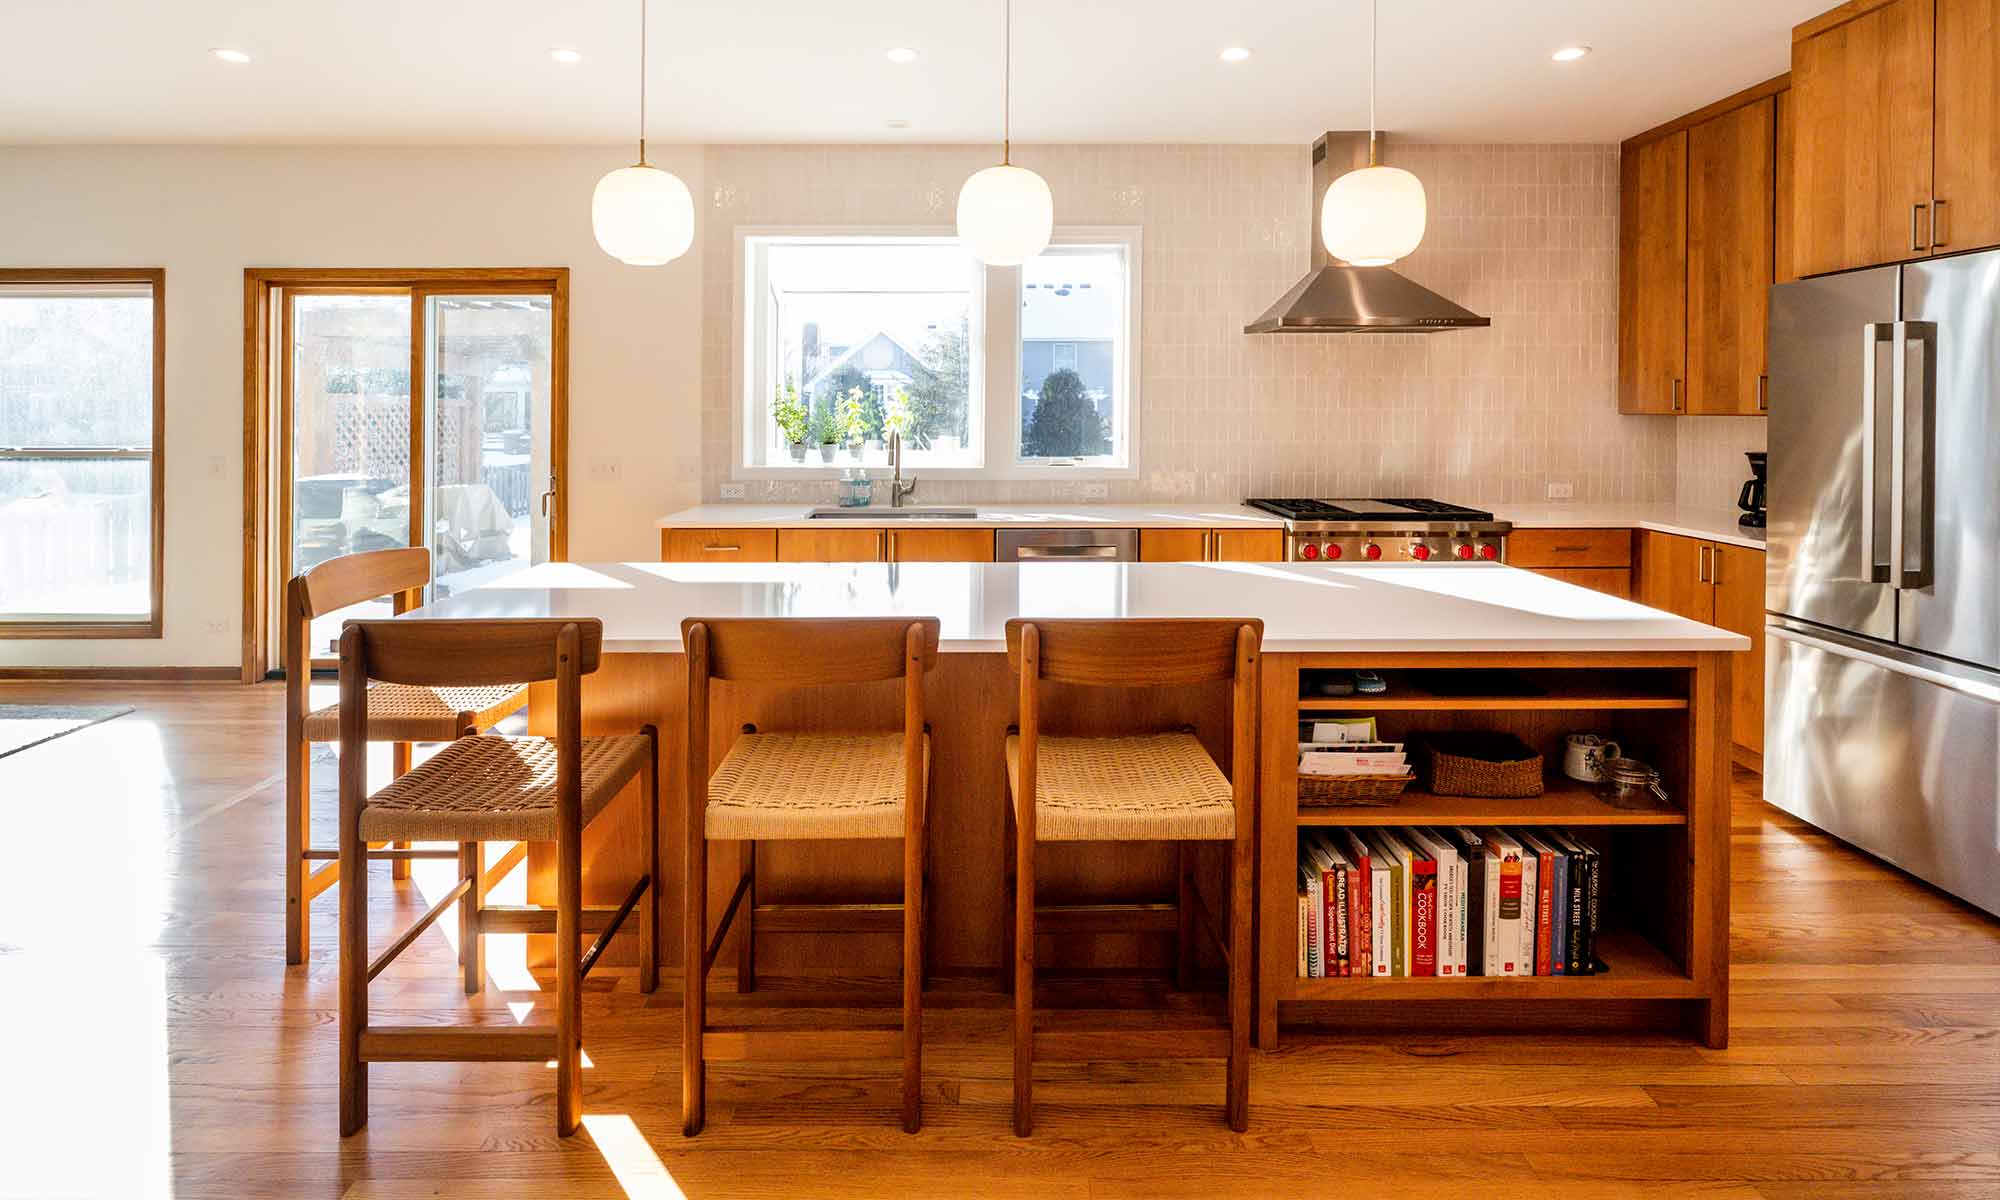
<box><xmin>804</xmin><ymin>330</ymin><xmax>940</xmax><ymax>394</ymax></box>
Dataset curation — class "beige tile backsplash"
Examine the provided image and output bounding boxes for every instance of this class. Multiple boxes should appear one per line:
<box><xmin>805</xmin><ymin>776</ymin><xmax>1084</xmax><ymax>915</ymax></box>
<box><xmin>700</xmin><ymin>142</ymin><xmax>1689</xmax><ymax>506</ymax></box>
<box><xmin>1676</xmin><ymin>416</ymin><xmax>1768</xmax><ymax>511</ymax></box>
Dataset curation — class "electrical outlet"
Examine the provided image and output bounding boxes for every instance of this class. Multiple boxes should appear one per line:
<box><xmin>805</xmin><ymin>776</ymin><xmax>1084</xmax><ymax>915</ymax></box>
<box><xmin>719</xmin><ymin>483</ymin><xmax>746</xmax><ymax>501</ymax></box>
<box><xmin>205</xmin><ymin>619</ymin><xmax>230</xmax><ymax>635</ymax></box>
<box><xmin>1081</xmin><ymin>483</ymin><xmax>1109</xmax><ymax>501</ymax></box>
<box><xmin>1545</xmin><ymin>481</ymin><xmax>1575</xmax><ymax>501</ymax></box>
<box><xmin>588</xmin><ymin>456</ymin><xmax>622</xmax><ymax>481</ymax></box>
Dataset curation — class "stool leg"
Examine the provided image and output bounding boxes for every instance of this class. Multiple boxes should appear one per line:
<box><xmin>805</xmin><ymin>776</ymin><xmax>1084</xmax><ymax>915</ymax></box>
<box><xmin>459</xmin><ymin>841</ymin><xmax>484</xmax><ymax>994</ymax></box>
<box><xmin>735</xmin><ymin>841</ymin><xmax>756</xmax><ymax>993</ymax></box>
<box><xmin>337</xmin><ymin>789</ymin><xmax>367</xmax><ymax>1135</ymax></box>
<box><xmin>556</xmin><ymin>825</ymin><xmax>583</xmax><ymax>1137</ymax></box>
<box><xmin>682</xmin><ymin>833</ymin><xmax>708</xmax><ymax>1136</ymax></box>
<box><xmin>286</xmin><ymin>740</ymin><xmax>310</xmax><ymax>965</ymax></box>
<box><xmin>391</xmin><ymin>742</ymin><xmax>412</xmax><ymax>881</ymax></box>
<box><xmin>1000</xmin><ymin>803</ymin><xmax>1016</xmax><ymax>995</ymax></box>
<box><xmin>640</xmin><ymin>726</ymin><xmax>660</xmax><ymax>996</ymax></box>
<box><xmin>1012</xmin><ymin>825</ymin><xmax>1034</xmax><ymax>1138</ymax></box>
<box><xmin>1176</xmin><ymin>843</ymin><xmax>1198</xmax><ymax>992</ymax></box>
<box><xmin>1226</xmin><ymin>830</ymin><xmax>1252</xmax><ymax>1132</ymax></box>
<box><xmin>901</xmin><ymin>827</ymin><xmax>924</xmax><ymax>1134</ymax></box>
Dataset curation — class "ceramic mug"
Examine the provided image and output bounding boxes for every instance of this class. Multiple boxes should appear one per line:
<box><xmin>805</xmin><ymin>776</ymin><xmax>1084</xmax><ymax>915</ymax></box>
<box><xmin>1563</xmin><ymin>733</ymin><xmax>1623</xmax><ymax>783</ymax></box>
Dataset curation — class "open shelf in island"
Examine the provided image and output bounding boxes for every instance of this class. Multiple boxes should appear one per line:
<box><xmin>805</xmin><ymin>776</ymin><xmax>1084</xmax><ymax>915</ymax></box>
<box><xmin>1260</xmin><ymin>650</ymin><xmax>1732</xmax><ymax>1053</ymax></box>
<box><xmin>1285</xmin><ymin>930</ymin><xmax>1698</xmax><ymax>1001</ymax></box>
<box><xmin>1296</xmin><ymin>781</ymin><xmax>1686</xmax><ymax>827</ymax></box>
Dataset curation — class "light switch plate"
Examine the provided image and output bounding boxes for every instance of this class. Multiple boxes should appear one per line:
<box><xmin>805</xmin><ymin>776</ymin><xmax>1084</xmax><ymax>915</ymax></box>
<box><xmin>1081</xmin><ymin>483</ymin><xmax>1109</xmax><ymax>500</ymax></box>
<box><xmin>719</xmin><ymin>483</ymin><xmax>746</xmax><ymax>500</ymax></box>
<box><xmin>1545</xmin><ymin>481</ymin><xmax>1575</xmax><ymax>501</ymax></box>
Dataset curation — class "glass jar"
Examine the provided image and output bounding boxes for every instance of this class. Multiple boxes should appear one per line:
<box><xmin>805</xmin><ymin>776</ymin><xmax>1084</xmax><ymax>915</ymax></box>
<box><xmin>1597</xmin><ymin>756</ymin><xmax>1669</xmax><ymax>809</ymax></box>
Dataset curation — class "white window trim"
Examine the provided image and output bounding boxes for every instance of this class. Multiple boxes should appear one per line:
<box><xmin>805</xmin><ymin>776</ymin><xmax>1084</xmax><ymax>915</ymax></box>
<box><xmin>729</xmin><ymin>224</ymin><xmax>1141</xmax><ymax>482</ymax></box>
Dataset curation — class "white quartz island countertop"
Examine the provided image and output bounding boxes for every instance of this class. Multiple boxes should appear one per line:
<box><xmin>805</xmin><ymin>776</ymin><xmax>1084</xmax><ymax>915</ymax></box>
<box><xmin>409</xmin><ymin>561</ymin><xmax>1752</xmax><ymax>655</ymax></box>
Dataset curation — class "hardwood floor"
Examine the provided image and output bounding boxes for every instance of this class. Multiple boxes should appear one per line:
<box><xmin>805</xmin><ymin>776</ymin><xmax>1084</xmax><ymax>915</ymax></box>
<box><xmin>2</xmin><ymin>680</ymin><xmax>1997</xmax><ymax>1199</ymax></box>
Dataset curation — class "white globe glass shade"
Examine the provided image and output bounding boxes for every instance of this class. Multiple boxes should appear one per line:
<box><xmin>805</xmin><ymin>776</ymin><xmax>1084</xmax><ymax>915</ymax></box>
<box><xmin>955</xmin><ymin>164</ymin><xmax>1054</xmax><ymax>266</ymax></box>
<box><xmin>1320</xmin><ymin>165</ymin><xmax>1427</xmax><ymax>267</ymax></box>
<box><xmin>592</xmin><ymin>164</ymin><xmax>695</xmax><ymax>266</ymax></box>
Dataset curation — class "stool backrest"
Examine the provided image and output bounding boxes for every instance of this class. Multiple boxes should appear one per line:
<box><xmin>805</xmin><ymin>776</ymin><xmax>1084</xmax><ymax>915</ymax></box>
<box><xmin>339</xmin><ymin>618</ymin><xmax>604</xmax><ymax>687</ymax></box>
<box><xmin>296</xmin><ymin>547</ymin><xmax>431</xmax><ymax>622</ymax></box>
<box><xmin>681</xmin><ymin>617</ymin><xmax>940</xmax><ymax>684</ymax></box>
<box><xmin>1005</xmin><ymin>618</ymin><xmax>1262</xmax><ymax>687</ymax></box>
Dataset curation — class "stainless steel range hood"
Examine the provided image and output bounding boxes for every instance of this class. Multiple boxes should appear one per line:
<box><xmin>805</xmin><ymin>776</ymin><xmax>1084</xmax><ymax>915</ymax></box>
<box><xmin>1244</xmin><ymin>132</ymin><xmax>1489</xmax><ymax>334</ymax></box>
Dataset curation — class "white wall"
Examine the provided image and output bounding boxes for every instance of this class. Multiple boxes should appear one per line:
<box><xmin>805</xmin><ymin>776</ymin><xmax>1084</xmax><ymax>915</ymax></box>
<box><xmin>0</xmin><ymin>146</ymin><xmax>705</xmax><ymax>669</ymax></box>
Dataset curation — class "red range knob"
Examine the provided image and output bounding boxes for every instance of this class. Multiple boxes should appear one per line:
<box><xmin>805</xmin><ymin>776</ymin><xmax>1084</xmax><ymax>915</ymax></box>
<box><xmin>1324</xmin><ymin>543</ymin><xmax>1342</xmax><ymax>560</ymax></box>
<box><xmin>1410</xmin><ymin>544</ymin><xmax>1432</xmax><ymax>561</ymax></box>
<box><xmin>1363</xmin><ymin>542</ymin><xmax>1383</xmax><ymax>561</ymax></box>
<box><xmin>1454</xmin><ymin>543</ymin><xmax>1475</xmax><ymax>560</ymax></box>
<box><xmin>1479</xmin><ymin>543</ymin><xmax>1499</xmax><ymax>561</ymax></box>
<box><xmin>1299</xmin><ymin>542</ymin><xmax>1320</xmax><ymax>560</ymax></box>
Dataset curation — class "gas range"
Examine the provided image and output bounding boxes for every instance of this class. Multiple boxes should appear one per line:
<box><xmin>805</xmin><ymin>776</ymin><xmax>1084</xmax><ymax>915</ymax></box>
<box><xmin>1244</xmin><ymin>498</ymin><xmax>1511</xmax><ymax>563</ymax></box>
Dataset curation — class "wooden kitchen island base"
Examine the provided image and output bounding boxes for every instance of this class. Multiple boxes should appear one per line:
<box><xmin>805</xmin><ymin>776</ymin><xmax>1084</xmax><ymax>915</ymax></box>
<box><xmin>417</xmin><ymin>561</ymin><xmax>1742</xmax><ymax>1050</ymax></box>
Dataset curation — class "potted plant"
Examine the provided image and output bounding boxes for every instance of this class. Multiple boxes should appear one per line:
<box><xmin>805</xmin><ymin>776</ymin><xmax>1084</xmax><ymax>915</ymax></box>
<box><xmin>836</xmin><ymin>386</ymin><xmax>868</xmax><ymax>460</ymax></box>
<box><xmin>882</xmin><ymin>387</ymin><xmax>913</xmax><ymax>444</ymax></box>
<box><xmin>773</xmin><ymin>381</ymin><xmax>808</xmax><ymax>463</ymax></box>
<box><xmin>810</xmin><ymin>403</ymin><xmax>839</xmax><ymax>463</ymax></box>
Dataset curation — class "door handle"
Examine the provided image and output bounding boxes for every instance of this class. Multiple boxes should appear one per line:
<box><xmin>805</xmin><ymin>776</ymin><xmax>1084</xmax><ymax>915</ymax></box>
<box><xmin>1890</xmin><ymin>321</ymin><xmax>1937</xmax><ymax>590</ymax></box>
<box><xmin>1860</xmin><ymin>323</ymin><xmax>1894</xmax><ymax>584</ymax></box>
<box><xmin>1016</xmin><ymin>545</ymin><xmax>1120</xmax><ymax>559</ymax></box>
<box><xmin>1911</xmin><ymin>202</ymin><xmax>1930</xmax><ymax>254</ymax></box>
<box><xmin>1932</xmin><ymin>199</ymin><xmax>1948</xmax><ymax>248</ymax></box>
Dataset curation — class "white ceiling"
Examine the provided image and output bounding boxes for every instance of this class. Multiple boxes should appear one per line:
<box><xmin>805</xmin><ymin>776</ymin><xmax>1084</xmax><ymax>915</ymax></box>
<box><xmin>2</xmin><ymin>1</ymin><xmax>1827</xmax><ymax>146</ymax></box>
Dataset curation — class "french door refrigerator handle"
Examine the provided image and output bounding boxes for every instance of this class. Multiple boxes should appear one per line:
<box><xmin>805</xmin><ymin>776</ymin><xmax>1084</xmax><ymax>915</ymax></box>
<box><xmin>1860</xmin><ymin>323</ymin><xmax>1894</xmax><ymax>585</ymax></box>
<box><xmin>1891</xmin><ymin>321</ymin><xmax>1938</xmax><ymax>590</ymax></box>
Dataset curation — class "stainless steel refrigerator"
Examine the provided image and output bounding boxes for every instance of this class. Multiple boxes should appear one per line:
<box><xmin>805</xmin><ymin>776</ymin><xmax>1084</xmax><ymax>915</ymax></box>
<box><xmin>1766</xmin><ymin>248</ymin><xmax>2000</xmax><ymax>918</ymax></box>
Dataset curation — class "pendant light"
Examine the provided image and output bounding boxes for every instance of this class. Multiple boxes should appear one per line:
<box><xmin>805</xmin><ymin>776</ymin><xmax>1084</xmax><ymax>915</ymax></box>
<box><xmin>956</xmin><ymin>0</ymin><xmax>1053</xmax><ymax>266</ymax></box>
<box><xmin>592</xmin><ymin>0</ymin><xmax>695</xmax><ymax>266</ymax></box>
<box><xmin>1320</xmin><ymin>0</ymin><xmax>1427</xmax><ymax>267</ymax></box>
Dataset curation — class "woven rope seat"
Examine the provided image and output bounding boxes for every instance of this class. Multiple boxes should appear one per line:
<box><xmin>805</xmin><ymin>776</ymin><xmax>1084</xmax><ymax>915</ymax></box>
<box><xmin>1005</xmin><ymin>731</ymin><xmax>1235</xmax><ymax>842</ymax></box>
<box><xmin>705</xmin><ymin>732</ymin><xmax>926</xmax><ymax>840</ymax></box>
<box><xmin>302</xmin><ymin>682</ymin><xmax>528</xmax><ymax>743</ymax></box>
<box><xmin>358</xmin><ymin>733</ymin><xmax>650</xmax><ymax>843</ymax></box>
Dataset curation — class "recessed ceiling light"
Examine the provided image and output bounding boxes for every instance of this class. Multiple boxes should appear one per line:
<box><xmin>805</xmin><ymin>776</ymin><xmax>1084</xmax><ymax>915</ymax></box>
<box><xmin>1551</xmin><ymin>45</ymin><xmax>1591</xmax><ymax>62</ymax></box>
<box><xmin>885</xmin><ymin>47</ymin><xmax>921</xmax><ymax>64</ymax></box>
<box><xmin>549</xmin><ymin>48</ymin><xmax>583</xmax><ymax>64</ymax></box>
<box><xmin>1219</xmin><ymin>46</ymin><xmax>1253</xmax><ymax>64</ymax></box>
<box><xmin>210</xmin><ymin>47</ymin><xmax>252</xmax><ymax>64</ymax></box>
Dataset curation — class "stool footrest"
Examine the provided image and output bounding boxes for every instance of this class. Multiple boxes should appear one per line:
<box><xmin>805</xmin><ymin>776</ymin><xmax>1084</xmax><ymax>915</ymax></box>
<box><xmin>479</xmin><ymin>903</ymin><xmax>626</xmax><ymax>934</ymax></box>
<box><xmin>1034</xmin><ymin>902</ymin><xmax>1178</xmax><ymax>935</ymax></box>
<box><xmin>754</xmin><ymin>901</ymin><xmax>904</xmax><ymax>933</ymax></box>
<box><xmin>1032</xmin><ymin>1025</ymin><xmax>1230</xmax><ymax>1062</ymax></box>
<box><xmin>703</xmin><ymin>1026</ymin><xmax>904</xmax><ymax>1063</ymax></box>
<box><xmin>359</xmin><ymin>1025</ymin><xmax>557</xmax><ymax>1063</ymax></box>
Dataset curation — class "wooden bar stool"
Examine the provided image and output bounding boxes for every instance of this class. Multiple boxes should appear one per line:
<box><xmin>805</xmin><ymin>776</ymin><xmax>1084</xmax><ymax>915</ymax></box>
<box><xmin>335</xmin><ymin>617</ymin><xmax>659</xmax><ymax>1138</ymax></box>
<box><xmin>681</xmin><ymin>617</ymin><xmax>938</xmax><ymax>1136</ymax></box>
<box><xmin>1004</xmin><ymin>617</ymin><xmax>1261</xmax><ymax>1135</ymax></box>
<box><xmin>285</xmin><ymin>548</ymin><xmax>528</xmax><ymax>964</ymax></box>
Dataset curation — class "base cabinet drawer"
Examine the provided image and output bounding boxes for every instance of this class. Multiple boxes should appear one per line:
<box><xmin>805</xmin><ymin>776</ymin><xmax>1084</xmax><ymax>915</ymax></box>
<box><xmin>777</xmin><ymin>528</ymin><xmax>883</xmax><ymax>562</ymax></box>
<box><xmin>1527</xmin><ymin>567</ymin><xmax>1633</xmax><ymax>599</ymax></box>
<box><xmin>661</xmin><ymin>528</ymin><xmax>778</xmax><ymax>562</ymax></box>
<box><xmin>887</xmin><ymin>528</ymin><xmax>994</xmax><ymax>562</ymax></box>
<box><xmin>1211</xmin><ymin>529</ymin><xmax>1285</xmax><ymax>562</ymax></box>
<box><xmin>1508</xmin><ymin>528</ymin><xmax>1634</xmax><ymax>569</ymax></box>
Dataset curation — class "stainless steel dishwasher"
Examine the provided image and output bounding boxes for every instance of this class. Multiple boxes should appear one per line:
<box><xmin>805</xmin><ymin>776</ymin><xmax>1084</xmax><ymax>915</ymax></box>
<box><xmin>994</xmin><ymin>528</ymin><xmax>1138</xmax><ymax>562</ymax></box>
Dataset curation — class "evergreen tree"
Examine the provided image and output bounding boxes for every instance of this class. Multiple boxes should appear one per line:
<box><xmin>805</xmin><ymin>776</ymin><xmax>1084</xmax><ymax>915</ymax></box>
<box><xmin>1022</xmin><ymin>368</ymin><xmax>1109</xmax><ymax>458</ymax></box>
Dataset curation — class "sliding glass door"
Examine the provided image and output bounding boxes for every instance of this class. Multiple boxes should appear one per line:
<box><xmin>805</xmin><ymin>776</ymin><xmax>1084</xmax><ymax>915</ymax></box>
<box><xmin>275</xmin><ymin>278</ymin><xmax>562</xmax><ymax>665</ymax></box>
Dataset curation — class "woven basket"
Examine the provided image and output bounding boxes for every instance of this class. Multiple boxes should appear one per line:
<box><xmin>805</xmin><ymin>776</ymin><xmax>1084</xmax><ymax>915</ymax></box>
<box><xmin>1417</xmin><ymin>733</ymin><xmax>1544</xmax><ymax>798</ymax></box>
<box><xmin>1298</xmin><ymin>771</ymin><xmax>1415</xmax><ymax>806</ymax></box>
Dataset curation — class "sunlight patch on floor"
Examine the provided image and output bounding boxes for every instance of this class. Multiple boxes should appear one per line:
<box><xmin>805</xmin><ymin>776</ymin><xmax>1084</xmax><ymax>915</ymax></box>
<box><xmin>580</xmin><ymin>1114</ymin><xmax>687</xmax><ymax>1200</ymax></box>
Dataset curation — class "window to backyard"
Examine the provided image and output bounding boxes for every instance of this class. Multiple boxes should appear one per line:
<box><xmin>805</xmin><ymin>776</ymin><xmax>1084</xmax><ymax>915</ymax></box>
<box><xmin>738</xmin><ymin>230</ymin><xmax>1137</xmax><ymax>476</ymax></box>
<box><xmin>0</xmin><ymin>271</ymin><xmax>164</xmax><ymax>635</ymax></box>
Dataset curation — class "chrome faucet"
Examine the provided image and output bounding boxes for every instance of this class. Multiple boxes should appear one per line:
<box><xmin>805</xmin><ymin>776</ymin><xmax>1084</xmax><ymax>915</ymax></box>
<box><xmin>887</xmin><ymin>430</ymin><xmax>918</xmax><ymax>508</ymax></box>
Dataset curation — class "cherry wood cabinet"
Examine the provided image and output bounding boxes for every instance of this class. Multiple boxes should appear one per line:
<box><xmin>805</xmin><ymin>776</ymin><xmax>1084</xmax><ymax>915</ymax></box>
<box><xmin>1619</xmin><ymin>131</ymin><xmax>1688</xmax><ymax>415</ymax></box>
<box><xmin>1635</xmin><ymin>531</ymin><xmax>1765</xmax><ymax>754</ymax></box>
<box><xmin>884</xmin><ymin>528</ymin><xmax>994</xmax><ymax>562</ymax></box>
<box><xmin>1139</xmin><ymin>528</ymin><xmax>1285</xmax><ymax>562</ymax></box>
<box><xmin>660</xmin><ymin>528</ymin><xmax>777</xmax><ymax>562</ymax></box>
<box><xmin>1687</xmin><ymin>97</ymin><xmax>1776</xmax><ymax>415</ymax></box>
<box><xmin>1935</xmin><ymin>0</ymin><xmax>2000</xmax><ymax>254</ymax></box>
<box><xmin>1509</xmin><ymin>529</ymin><xmax>1634</xmax><ymax>598</ymax></box>
<box><xmin>776</xmin><ymin>527</ymin><xmax>882</xmax><ymax>562</ymax></box>
<box><xmin>1138</xmin><ymin>528</ymin><xmax>1207</xmax><ymax>562</ymax></box>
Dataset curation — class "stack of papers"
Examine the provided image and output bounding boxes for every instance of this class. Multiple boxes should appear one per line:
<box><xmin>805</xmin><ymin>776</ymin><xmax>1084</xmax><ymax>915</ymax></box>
<box><xmin>1299</xmin><ymin>742</ymin><xmax>1409</xmax><ymax>777</ymax></box>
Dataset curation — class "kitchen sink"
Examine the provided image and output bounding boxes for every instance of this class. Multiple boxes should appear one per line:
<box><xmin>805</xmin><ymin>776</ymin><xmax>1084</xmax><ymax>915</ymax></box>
<box><xmin>806</xmin><ymin>506</ymin><xmax>979</xmax><ymax>520</ymax></box>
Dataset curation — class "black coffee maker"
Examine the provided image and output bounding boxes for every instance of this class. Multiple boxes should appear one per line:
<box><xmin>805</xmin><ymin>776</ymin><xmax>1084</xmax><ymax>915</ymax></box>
<box><xmin>1738</xmin><ymin>451</ymin><xmax>1767</xmax><ymax>528</ymax></box>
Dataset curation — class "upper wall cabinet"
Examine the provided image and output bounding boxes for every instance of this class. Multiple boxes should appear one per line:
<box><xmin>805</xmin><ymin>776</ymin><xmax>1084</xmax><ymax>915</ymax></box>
<box><xmin>1791</xmin><ymin>0</ymin><xmax>2000</xmax><ymax>275</ymax></box>
<box><xmin>1619</xmin><ymin>82</ymin><xmax>1786</xmax><ymax>417</ymax></box>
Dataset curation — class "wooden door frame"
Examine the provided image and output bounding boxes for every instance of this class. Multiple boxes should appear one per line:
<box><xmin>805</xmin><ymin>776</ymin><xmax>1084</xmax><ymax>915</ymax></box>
<box><xmin>241</xmin><ymin>267</ymin><xmax>570</xmax><ymax>683</ymax></box>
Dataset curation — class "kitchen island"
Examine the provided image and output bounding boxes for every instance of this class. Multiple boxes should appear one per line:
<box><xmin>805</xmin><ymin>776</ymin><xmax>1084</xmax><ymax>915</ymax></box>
<box><xmin>409</xmin><ymin>560</ymin><xmax>1748</xmax><ymax>1048</ymax></box>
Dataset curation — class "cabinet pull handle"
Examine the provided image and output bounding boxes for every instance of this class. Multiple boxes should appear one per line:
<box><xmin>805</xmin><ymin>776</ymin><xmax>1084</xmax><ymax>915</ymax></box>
<box><xmin>1697</xmin><ymin>543</ymin><xmax>1711</xmax><ymax>584</ymax></box>
<box><xmin>1912</xmin><ymin>202</ymin><xmax>1930</xmax><ymax>253</ymax></box>
<box><xmin>1757</xmin><ymin>374</ymin><xmax>1768</xmax><ymax>413</ymax></box>
<box><xmin>1711</xmin><ymin>546</ymin><xmax>1723</xmax><ymax>587</ymax></box>
<box><xmin>1553</xmin><ymin>545</ymin><xmax>1592</xmax><ymax>553</ymax></box>
<box><xmin>1932</xmin><ymin>198</ymin><xmax>1948</xmax><ymax>248</ymax></box>
<box><xmin>887</xmin><ymin>530</ymin><xmax>897</xmax><ymax>561</ymax></box>
<box><xmin>704</xmin><ymin>544</ymin><xmax>741</xmax><ymax>553</ymax></box>
<box><xmin>1670</xmin><ymin>378</ymin><xmax>1682</xmax><ymax>413</ymax></box>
